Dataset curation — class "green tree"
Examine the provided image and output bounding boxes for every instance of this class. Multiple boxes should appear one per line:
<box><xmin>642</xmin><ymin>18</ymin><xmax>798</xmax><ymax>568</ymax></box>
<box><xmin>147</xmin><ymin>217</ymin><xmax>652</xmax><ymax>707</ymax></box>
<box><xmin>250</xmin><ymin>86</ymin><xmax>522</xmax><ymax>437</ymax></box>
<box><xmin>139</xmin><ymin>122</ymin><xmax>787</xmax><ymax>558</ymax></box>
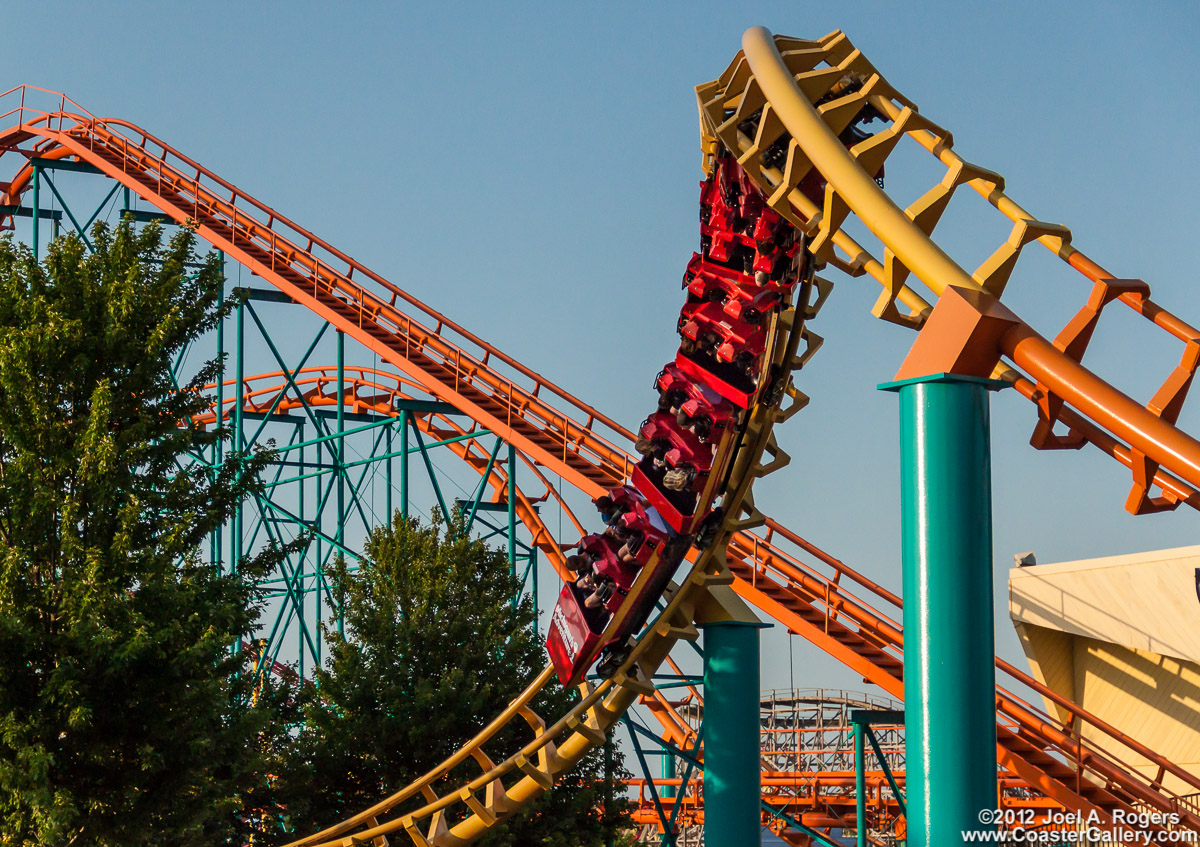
<box><xmin>281</xmin><ymin>511</ymin><xmax>631</xmax><ymax>846</ymax></box>
<box><xmin>0</xmin><ymin>220</ymin><xmax>283</xmax><ymax>846</ymax></box>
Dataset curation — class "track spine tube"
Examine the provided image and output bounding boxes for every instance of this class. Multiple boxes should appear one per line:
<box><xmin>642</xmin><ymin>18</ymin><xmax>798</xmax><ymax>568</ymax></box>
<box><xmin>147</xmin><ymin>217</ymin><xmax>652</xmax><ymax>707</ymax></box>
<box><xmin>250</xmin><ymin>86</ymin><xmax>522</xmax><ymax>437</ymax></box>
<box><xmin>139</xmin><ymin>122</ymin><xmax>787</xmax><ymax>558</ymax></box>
<box><xmin>882</xmin><ymin>374</ymin><xmax>1002</xmax><ymax>847</ymax></box>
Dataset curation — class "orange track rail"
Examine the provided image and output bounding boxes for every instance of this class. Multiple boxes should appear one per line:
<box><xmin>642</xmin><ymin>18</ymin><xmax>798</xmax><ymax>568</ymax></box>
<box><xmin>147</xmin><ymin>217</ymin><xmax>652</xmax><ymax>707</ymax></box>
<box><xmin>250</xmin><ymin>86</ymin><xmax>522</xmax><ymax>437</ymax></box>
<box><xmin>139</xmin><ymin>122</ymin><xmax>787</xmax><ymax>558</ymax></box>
<box><xmin>3</xmin><ymin>86</ymin><xmax>1198</xmax><ymax>834</ymax></box>
<box><xmin>0</xmin><ymin>89</ymin><xmax>634</xmax><ymax>507</ymax></box>
<box><xmin>192</xmin><ymin>366</ymin><xmax>587</xmax><ymax>567</ymax></box>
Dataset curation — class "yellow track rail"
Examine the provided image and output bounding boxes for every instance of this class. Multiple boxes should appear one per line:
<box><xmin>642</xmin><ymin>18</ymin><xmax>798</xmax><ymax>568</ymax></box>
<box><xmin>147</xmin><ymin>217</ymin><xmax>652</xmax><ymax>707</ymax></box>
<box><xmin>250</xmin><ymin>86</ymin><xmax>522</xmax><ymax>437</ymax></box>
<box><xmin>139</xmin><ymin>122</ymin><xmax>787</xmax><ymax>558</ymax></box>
<box><xmin>284</xmin><ymin>269</ymin><xmax>820</xmax><ymax>847</ymax></box>
<box><xmin>700</xmin><ymin>28</ymin><xmax>1200</xmax><ymax>516</ymax></box>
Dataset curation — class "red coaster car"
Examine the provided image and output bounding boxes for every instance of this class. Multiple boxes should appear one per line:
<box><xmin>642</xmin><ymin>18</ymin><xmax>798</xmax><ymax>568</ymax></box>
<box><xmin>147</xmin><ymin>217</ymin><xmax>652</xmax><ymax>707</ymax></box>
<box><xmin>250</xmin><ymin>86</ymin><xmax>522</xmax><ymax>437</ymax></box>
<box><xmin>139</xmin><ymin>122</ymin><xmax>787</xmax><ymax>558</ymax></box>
<box><xmin>547</xmin><ymin>530</ymin><xmax>692</xmax><ymax>686</ymax></box>
<box><xmin>675</xmin><ymin>331</ymin><xmax>777</xmax><ymax>409</ymax></box>
<box><xmin>700</xmin><ymin>155</ymin><xmax>799</xmax><ymax>278</ymax></box>
<box><xmin>684</xmin><ymin>277</ymin><xmax>784</xmax><ymax>329</ymax></box>
<box><xmin>679</xmin><ymin>299</ymin><xmax>768</xmax><ymax>364</ymax></box>
<box><xmin>547</xmin><ymin>581</ymin><xmax>605</xmax><ymax>685</ymax></box>
<box><xmin>685</xmin><ymin>254</ymin><xmax>790</xmax><ymax>310</ymax></box>
<box><xmin>633</xmin><ymin>411</ymin><xmax>729</xmax><ymax>534</ymax></box>
<box><xmin>577</xmin><ymin>533</ymin><xmax>639</xmax><ymax>612</ymax></box>
<box><xmin>602</xmin><ymin>486</ymin><xmax>672</xmax><ymax>568</ymax></box>
<box><xmin>655</xmin><ymin>362</ymin><xmax>739</xmax><ymax>444</ymax></box>
<box><xmin>676</xmin><ymin>297</ymin><xmax>775</xmax><ymax>408</ymax></box>
<box><xmin>548</xmin><ymin>132</ymin><xmax>810</xmax><ymax>689</ymax></box>
<box><xmin>637</xmin><ymin>410</ymin><xmax>715</xmax><ymax>479</ymax></box>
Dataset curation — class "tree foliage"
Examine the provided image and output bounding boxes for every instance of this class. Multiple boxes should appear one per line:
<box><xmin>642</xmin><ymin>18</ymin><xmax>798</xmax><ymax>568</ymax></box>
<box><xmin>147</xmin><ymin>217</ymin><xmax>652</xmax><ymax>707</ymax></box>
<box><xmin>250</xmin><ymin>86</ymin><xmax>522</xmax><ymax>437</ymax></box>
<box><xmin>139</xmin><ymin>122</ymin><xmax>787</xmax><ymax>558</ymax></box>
<box><xmin>0</xmin><ymin>221</ymin><xmax>279</xmax><ymax>846</ymax></box>
<box><xmin>279</xmin><ymin>511</ymin><xmax>630</xmax><ymax>846</ymax></box>
<box><xmin>0</xmin><ymin>218</ymin><xmax>635</xmax><ymax>846</ymax></box>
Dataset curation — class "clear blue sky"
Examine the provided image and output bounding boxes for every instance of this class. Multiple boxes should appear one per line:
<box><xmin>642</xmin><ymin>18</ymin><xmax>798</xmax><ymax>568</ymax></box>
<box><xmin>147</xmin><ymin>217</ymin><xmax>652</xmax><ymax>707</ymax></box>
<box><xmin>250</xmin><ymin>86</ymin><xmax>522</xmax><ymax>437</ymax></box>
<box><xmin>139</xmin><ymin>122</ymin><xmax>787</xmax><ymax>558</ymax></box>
<box><xmin>6</xmin><ymin>1</ymin><xmax>1198</xmax><ymax>694</ymax></box>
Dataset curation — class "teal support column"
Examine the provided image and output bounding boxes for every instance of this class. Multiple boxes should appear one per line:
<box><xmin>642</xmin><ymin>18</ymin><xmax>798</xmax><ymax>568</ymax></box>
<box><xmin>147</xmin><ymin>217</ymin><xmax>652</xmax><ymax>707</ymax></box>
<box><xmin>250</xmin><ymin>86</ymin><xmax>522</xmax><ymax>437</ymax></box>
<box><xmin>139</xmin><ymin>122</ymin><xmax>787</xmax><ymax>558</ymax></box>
<box><xmin>507</xmin><ymin>442</ymin><xmax>516</xmax><ymax>575</ymax></box>
<box><xmin>232</xmin><ymin>297</ymin><xmax>245</xmax><ymax>660</ymax></box>
<box><xmin>385</xmin><ymin>421</ymin><xmax>393</xmax><ymax>519</ymax></box>
<box><xmin>660</xmin><ymin>751</ymin><xmax>676</xmax><ymax>800</ymax></box>
<box><xmin>336</xmin><ymin>329</ymin><xmax>345</xmax><ymax>637</ymax></box>
<box><xmin>702</xmin><ymin>621</ymin><xmax>764</xmax><ymax>847</ymax></box>
<box><xmin>880</xmin><ymin>373</ymin><xmax>1003</xmax><ymax>847</ymax></box>
<box><xmin>529</xmin><ymin>547</ymin><xmax>539</xmax><ymax>637</ymax></box>
<box><xmin>214</xmin><ymin>251</ymin><xmax>225</xmax><ymax>571</ymax></box>
<box><xmin>298</xmin><ymin>419</ymin><xmax>306</xmax><ymax>680</ymax></box>
<box><xmin>604</xmin><ymin>731</ymin><xmax>615</xmax><ymax>847</ymax></box>
<box><xmin>854</xmin><ymin>723</ymin><xmax>866</xmax><ymax>847</ymax></box>
<box><xmin>233</xmin><ymin>297</ymin><xmax>245</xmax><ymax>575</ymax></box>
<box><xmin>31</xmin><ymin>164</ymin><xmax>39</xmax><ymax>259</ymax></box>
<box><xmin>399</xmin><ymin>410</ymin><xmax>409</xmax><ymax>520</ymax></box>
<box><xmin>315</xmin><ymin>534</ymin><xmax>323</xmax><ymax>670</ymax></box>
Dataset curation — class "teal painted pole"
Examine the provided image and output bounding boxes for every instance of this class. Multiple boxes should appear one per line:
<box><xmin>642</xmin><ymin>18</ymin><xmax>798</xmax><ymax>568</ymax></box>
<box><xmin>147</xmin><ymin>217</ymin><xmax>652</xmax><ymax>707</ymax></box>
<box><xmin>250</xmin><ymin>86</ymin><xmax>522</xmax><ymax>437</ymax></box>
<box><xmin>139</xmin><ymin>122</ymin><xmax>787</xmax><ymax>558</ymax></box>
<box><xmin>604</xmin><ymin>731</ymin><xmax>615</xmax><ymax>847</ymax></box>
<box><xmin>298</xmin><ymin>419</ymin><xmax>306</xmax><ymax>680</ymax></box>
<box><xmin>315</xmin><ymin>534</ymin><xmax>322</xmax><ymax>670</ymax></box>
<box><xmin>336</xmin><ymin>329</ymin><xmax>345</xmax><ymax>638</ymax></box>
<box><xmin>661</xmin><ymin>750</ymin><xmax>676</xmax><ymax>800</ymax></box>
<box><xmin>400</xmin><ymin>410</ymin><xmax>409</xmax><ymax>520</ymax></box>
<box><xmin>529</xmin><ymin>547</ymin><xmax>539</xmax><ymax>638</ymax></box>
<box><xmin>385</xmin><ymin>421</ymin><xmax>393</xmax><ymax>520</ymax></box>
<box><xmin>31</xmin><ymin>165</ymin><xmax>39</xmax><ymax>260</ymax></box>
<box><xmin>214</xmin><ymin>251</ymin><xmax>225</xmax><ymax>572</ymax></box>
<box><xmin>234</xmin><ymin>298</ymin><xmax>245</xmax><ymax>575</ymax></box>
<box><xmin>702</xmin><ymin>621</ymin><xmax>763</xmax><ymax>847</ymax></box>
<box><xmin>232</xmin><ymin>297</ymin><xmax>245</xmax><ymax>660</ymax></box>
<box><xmin>507</xmin><ymin>442</ymin><xmax>517</xmax><ymax>576</ymax></box>
<box><xmin>854</xmin><ymin>723</ymin><xmax>866</xmax><ymax>847</ymax></box>
<box><xmin>881</xmin><ymin>373</ymin><xmax>1002</xmax><ymax>847</ymax></box>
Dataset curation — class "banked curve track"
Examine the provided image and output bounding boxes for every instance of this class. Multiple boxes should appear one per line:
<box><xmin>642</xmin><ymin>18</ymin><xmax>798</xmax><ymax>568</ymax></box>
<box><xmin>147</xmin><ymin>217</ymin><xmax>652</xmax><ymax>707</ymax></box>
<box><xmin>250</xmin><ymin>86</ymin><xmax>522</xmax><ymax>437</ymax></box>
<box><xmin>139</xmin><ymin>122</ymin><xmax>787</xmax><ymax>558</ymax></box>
<box><xmin>210</xmin><ymin>367</ymin><xmax>1200</xmax><ymax>844</ymax></box>
<box><xmin>3</xmin><ymin>24</ymin><xmax>1200</xmax><ymax>843</ymax></box>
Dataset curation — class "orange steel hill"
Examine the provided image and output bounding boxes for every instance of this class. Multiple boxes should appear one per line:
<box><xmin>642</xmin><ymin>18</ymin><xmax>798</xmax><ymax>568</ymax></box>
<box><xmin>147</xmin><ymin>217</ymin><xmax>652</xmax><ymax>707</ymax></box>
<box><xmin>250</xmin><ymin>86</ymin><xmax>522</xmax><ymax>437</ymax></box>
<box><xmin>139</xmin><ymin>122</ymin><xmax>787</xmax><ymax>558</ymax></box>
<box><xmin>4</xmin><ymin>29</ymin><xmax>1200</xmax><ymax>841</ymax></box>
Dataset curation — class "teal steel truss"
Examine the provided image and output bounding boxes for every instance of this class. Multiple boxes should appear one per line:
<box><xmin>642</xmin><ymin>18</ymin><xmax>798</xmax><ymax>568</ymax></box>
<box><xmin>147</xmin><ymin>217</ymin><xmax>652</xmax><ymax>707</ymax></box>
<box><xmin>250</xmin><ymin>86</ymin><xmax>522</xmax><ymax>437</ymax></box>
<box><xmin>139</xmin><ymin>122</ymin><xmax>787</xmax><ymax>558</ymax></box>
<box><xmin>5</xmin><ymin>162</ymin><xmax>545</xmax><ymax>681</ymax></box>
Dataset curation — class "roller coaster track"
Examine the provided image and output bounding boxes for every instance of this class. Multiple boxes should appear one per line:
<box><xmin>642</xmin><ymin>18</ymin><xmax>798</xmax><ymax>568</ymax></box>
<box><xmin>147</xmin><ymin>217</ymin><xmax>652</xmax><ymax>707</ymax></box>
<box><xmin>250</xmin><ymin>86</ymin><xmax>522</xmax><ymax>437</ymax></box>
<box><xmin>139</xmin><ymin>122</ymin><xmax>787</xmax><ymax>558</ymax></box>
<box><xmin>2</xmin><ymin>22</ymin><xmax>1199</xmax><ymax>842</ymax></box>
<box><xmin>193</xmin><ymin>367</ymin><xmax>589</xmax><ymax>571</ymax></box>
<box><xmin>702</xmin><ymin>28</ymin><xmax>1200</xmax><ymax>516</ymax></box>
<box><xmin>0</xmin><ymin>86</ymin><xmax>818</xmax><ymax>846</ymax></box>
<box><xmin>209</xmin><ymin>368</ymin><xmax>1200</xmax><ymax>842</ymax></box>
